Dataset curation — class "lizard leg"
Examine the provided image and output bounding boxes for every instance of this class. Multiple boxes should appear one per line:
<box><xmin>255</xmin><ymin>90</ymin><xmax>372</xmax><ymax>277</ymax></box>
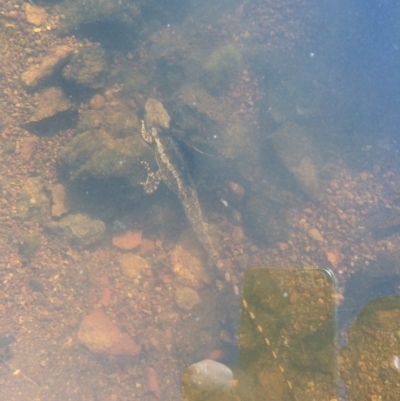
<box><xmin>141</xmin><ymin>161</ymin><xmax>161</xmax><ymax>194</ymax></box>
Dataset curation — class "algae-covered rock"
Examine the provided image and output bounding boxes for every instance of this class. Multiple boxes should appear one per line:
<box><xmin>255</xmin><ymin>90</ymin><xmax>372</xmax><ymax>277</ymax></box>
<box><xmin>59</xmin><ymin>0</ymin><xmax>141</xmax><ymax>37</ymax></box>
<box><xmin>342</xmin><ymin>297</ymin><xmax>400</xmax><ymax>401</ymax></box>
<box><xmin>58</xmin><ymin>129</ymin><xmax>150</xmax><ymax>187</ymax></box>
<box><xmin>203</xmin><ymin>45</ymin><xmax>241</xmax><ymax>91</ymax></box>
<box><xmin>174</xmin><ymin>286</ymin><xmax>201</xmax><ymax>311</ymax></box>
<box><xmin>17</xmin><ymin>177</ymin><xmax>51</xmax><ymax>221</ymax></box>
<box><xmin>76</xmin><ymin>103</ymin><xmax>140</xmax><ymax>137</ymax></box>
<box><xmin>47</xmin><ymin>213</ymin><xmax>105</xmax><ymax>246</ymax></box>
<box><xmin>62</xmin><ymin>47</ymin><xmax>108</xmax><ymax>89</ymax></box>
<box><xmin>118</xmin><ymin>253</ymin><xmax>148</xmax><ymax>278</ymax></box>
<box><xmin>57</xmin><ymin>98</ymin><xmax>159</xmax><ymax>217</ymax></box>
<box><xmin>175</xmin><ymin>84</ymin><xmax>262</xmax><ymax>177</ymax></box>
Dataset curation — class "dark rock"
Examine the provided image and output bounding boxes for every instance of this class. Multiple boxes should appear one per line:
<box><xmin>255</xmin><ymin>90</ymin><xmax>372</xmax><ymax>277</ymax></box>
<box><xmin>62</xmin><ymin>47</ymin><xmax>108</xmax><ymax>89</ymax></box>
<box><xmin>58</xmin><ymin>0</ymin><xmax>143</xmax><ymax>49</ymax></box>
<box><xmin>269</xmin><ymin>121</ymin><xmax>326</xmax><ymax>200</ymax></box>
<box><xmin>58</xmin><ymin>129</ymin><xmax>149</xmax><ymax>186</ymax></box>
<box><xmin>242</xmin><ymin>187</ymin><xmax>289</xmax><ymax>246</ymax></box>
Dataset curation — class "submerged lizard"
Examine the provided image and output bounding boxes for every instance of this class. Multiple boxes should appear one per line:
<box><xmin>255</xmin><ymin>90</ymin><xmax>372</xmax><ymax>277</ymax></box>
<box><xmin>140</xmin><ymin>98</ymin><xmax>223</xmax><ymax>272</ymax></box>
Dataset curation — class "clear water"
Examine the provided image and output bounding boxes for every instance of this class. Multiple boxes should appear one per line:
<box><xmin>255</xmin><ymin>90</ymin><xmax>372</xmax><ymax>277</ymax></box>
<box><xmin>0</xmin><ymin>0</ymin><xmax>400</xmax><ymax>400</ymax></box>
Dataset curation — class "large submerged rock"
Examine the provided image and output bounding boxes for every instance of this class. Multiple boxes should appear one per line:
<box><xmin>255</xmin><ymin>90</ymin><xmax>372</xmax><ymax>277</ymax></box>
<box><xmin>268</xmin><ymin>122</ymin><xmax>326</xmax><ymax>200</ymax></box>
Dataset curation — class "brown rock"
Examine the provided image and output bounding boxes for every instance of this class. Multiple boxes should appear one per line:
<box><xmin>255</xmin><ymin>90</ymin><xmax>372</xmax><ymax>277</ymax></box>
<box><xmin>29</xmin><ymin>87</ymin><xmax>74</xmax><ymax>123</ymax></box>
<box><xmin>145</xmin><ymin>98</ymin><xmax>170</xmax><ymax>129</ymax></box>
<box><xmin>170</xmin><ymin>230</ymin><xmax>210</xmax><ymax>288</ymax></box>
<box><xmin>174</xmin><ymin>287</ymin><xmax>201</xmax><ymax>311</ymax></box>
<box><xmin>89</xmin><ymin>94</ymin><xmax>105</xmax><ymax>110</ymax></box>
<box><xmin>20</xmin><ymin>136</ymin><xmax>38</xmax><ymax>162</ymax></box>
<box><xmin>77</xmin><ymin>308</ymin><xmax>141</xmax><ymax>356</ymax></box>
<box><xmin>308</xmin><ymin>228</ymin><xmax>324</xmax><ymax>242</ymax></box>
<box><xmin>118</xmin><ymin>253</ymin><xmax>148</xmax><ymax>278</ymax></box>
<box><xmin>112</xmin><ymin>230</ymin><xmax>142</xmax><ymax>250</ymax></box>
<box><xmin>147</xmin><ymin>367</ymin><xmax>161</xmax><ymax>398</ymax></box>
<box><xmin>24</xmin><ymin>3</ymin><xmax>47</xmax><ymax>26</ymax></box>
<box><xmin>100</xmin><ymin>288</ymin><xmax>112</xmax><ymax>307</ymax></box>
<box><xmin>21</xmin><ymin>45</ymin><xmax>75</xmax><ymax>89</ymax></box>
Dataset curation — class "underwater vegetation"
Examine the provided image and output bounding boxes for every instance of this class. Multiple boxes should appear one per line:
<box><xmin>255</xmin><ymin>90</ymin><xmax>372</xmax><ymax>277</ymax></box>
<box><xmin>203</xmin><ymin>44</ymin><xmax>242</xmax><ymax>92</ymax></box>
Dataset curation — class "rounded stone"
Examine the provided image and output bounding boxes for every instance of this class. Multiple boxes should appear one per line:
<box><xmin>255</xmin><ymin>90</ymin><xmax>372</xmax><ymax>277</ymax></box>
<box><xmin>174</xmin><ymin>286</ymin><xmax>201</xmax><ymax>311</ymax></box>
<box><xmin>118</xmin><ymin>253</ymin><xmax>148</xmax><ymax>278</ymax></box>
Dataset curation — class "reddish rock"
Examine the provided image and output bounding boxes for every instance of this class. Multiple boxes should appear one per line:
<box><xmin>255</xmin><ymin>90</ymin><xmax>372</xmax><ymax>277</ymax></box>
<box><xmin>147</xmin><ymin>367</ymin><xmax>160</xmax><ymax>398</ymax></box>
<box><xmin>112</xmin><ymin>230</ymin><xmax>142</xmax><ymax>250</ymax></box>
<box><xmin>77</xmin><ymin>308</ymin><xmax>141</xmax><ymax>356</ymax></box>
<box><xmin>100</xmin><ymin>287</ymin><xmax>112</xmax><ymax>307</ymax></box>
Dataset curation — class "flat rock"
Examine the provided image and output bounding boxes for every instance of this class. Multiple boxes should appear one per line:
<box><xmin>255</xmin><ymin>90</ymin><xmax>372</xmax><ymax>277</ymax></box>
<box><xmin>78</xmin><ymin>308</ymin><xmax>141</xmax><ymax>356</ymax></box>
<box><xmin>21</xmin><ymin>45</ymin><xmax>75</xmax><ymax>89</ymax></box>
<box><xmin>28</xmin><ymin>87</ymin><xmax>74</xmax><ymax>124</ymax></box>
